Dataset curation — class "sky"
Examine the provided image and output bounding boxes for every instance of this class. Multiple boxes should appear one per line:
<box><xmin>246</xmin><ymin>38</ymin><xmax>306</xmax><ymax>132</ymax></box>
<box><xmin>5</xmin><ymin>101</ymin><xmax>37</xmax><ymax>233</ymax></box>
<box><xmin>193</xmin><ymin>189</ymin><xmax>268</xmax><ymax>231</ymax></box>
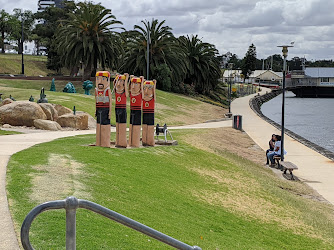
<box><xmin>2</xmin><ymin>0</ymin><xmax>334</xmax><ymax>60</ymax></box>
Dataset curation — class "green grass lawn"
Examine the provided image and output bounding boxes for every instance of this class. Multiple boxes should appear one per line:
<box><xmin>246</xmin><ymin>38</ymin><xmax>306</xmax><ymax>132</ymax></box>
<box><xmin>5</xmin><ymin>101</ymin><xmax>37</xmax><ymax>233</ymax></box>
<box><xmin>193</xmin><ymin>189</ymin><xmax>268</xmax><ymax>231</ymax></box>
<box><xmin>0</xmin><ymin>79</ymin><xmax>226</xmax><ymax>126</ymax></box>
<box><xmin>6</xmin><ymin>130</ymin><xmax>334</xmax><ymax>249</ymax></box>
<box><xmin>0</xmin><ymin>54</ymin><xmax>55</xmax><ymax>76</ymax></box>
<box><xmin>0</xmin><ymin>129</ymin><xmax>21</xmax><ymax>135</ymax></box>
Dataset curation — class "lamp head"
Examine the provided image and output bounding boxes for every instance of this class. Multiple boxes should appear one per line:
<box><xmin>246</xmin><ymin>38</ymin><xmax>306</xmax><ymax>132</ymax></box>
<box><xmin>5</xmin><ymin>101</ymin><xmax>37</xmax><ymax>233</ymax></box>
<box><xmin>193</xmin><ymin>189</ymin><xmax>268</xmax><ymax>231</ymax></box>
<box><xmin>277</xmin><ymin>45</ymin><xmax>294</xmax><ymax>58</ymax></box>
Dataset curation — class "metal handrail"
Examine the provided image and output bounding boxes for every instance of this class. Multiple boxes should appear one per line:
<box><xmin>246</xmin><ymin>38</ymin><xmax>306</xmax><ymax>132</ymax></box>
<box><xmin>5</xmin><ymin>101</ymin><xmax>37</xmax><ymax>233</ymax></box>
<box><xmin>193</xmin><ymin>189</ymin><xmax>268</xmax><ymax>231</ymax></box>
<box><xmin>21</xmin><ymin>196</ymin><xmax>201</xmax><ymax>250</ymax></box>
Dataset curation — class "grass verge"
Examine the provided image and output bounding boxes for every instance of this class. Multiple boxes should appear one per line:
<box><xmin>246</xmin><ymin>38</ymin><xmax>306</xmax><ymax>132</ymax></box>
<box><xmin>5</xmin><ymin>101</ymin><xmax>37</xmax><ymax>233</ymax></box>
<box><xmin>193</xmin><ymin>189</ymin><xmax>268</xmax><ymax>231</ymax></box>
<box><xmin>0</xmin><ymin>129</ymin><xmax>21</xmax><ymax>135</ymax></box>
<box><xmin>0</xmin><ymin>80</ymin><xmax>227</xmax><ymax>126</ymax></box>
<box><xmin>6</xmin><ymin>129</ymin><xmax>334</xmax><ymax>249</ymax></box>
<box><xmin>0</xmin><ymin>54</ymin><xmax>54</xmax><ymax>76</ymax></box>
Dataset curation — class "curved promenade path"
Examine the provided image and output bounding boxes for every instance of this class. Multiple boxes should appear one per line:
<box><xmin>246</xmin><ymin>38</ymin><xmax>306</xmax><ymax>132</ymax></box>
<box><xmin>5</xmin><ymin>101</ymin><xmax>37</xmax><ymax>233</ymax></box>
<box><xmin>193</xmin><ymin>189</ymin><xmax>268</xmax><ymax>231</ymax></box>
<box><xmin>232</xmin><ymin>88</ymin><xmax>334</xmax><ymax>205</ymax></box>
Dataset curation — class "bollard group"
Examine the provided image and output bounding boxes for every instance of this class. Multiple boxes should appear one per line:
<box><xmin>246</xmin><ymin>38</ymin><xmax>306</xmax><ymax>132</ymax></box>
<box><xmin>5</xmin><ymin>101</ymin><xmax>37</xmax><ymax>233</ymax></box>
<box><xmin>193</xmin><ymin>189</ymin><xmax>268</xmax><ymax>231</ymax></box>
<box><xmin>95</xmin><ymin>71</ymin><xmax>157</xmax><ymax>148</ymax></box>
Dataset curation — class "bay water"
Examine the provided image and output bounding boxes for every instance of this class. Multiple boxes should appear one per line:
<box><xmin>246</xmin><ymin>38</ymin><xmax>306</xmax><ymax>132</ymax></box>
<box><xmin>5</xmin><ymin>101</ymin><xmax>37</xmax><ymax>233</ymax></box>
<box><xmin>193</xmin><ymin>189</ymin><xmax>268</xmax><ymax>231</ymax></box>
<box><xmin>261</xmin><ymin>91</ymin><xmax>334</xmax><ymax>153</ymax></box>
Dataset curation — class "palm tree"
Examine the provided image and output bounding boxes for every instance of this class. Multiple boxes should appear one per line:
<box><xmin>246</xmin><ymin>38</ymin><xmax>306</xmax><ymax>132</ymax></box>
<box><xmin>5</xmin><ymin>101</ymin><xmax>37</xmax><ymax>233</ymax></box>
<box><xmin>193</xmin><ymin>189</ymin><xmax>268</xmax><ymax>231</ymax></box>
<box><xmin>121</xmin><ymin>19</ymin><xmax>186</xmax><ymax>83</ymax></box>
<box><xmin>178</xmin><ymin>35</ymin><xmax>221</xmax><ymax>94</ymax></box>
<box><xmin>56</xmin><ymin>2</ymin><xmax>122</xmax><ymax>79</ymax></box>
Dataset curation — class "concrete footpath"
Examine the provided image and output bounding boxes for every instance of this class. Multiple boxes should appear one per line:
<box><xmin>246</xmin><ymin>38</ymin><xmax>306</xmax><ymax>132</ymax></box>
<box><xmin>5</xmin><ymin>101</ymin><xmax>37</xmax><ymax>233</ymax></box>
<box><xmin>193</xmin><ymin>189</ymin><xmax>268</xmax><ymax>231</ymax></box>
<box><xmin>0</xmin><ymin>129</ymin><xmax>96</xmax><ymax>250</ymax></box>
<box><xmin>232</xmin><ymin>88</ymin><xmax>334</xmax><ymax>205</ymax></box>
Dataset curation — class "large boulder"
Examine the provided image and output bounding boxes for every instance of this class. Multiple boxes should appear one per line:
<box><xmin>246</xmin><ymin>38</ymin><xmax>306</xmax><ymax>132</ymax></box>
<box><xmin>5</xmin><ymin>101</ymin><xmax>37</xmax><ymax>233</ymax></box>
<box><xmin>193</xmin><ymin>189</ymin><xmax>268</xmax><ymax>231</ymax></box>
<box><xmin>34</xmin><ymin>119</ymin><xmax>62</xmax><ymax>131</ymax></box>
<box><xmin>52</xmin><ymin>104</ymin><xmax>72</xmax><ymax>116</ymax></box>
<box><xmin>0</xmin><ymin>101</ymin><xmax>47</xmax><ymax>126</ymax></box>
<box><xmin>39</xmin><ymin>103</ymin><xmax>59</xmax><ymax>121</ymax></box>
<box><xmin>57</xmin><ymin>113</ymin><xmax>88</xmax><ymax>130</ymax></box>
<box><xmin>1</xmin><ymin>98</ymin><xmax>14</xmax><ymax>106</ymax></box>
<box><xmin>76</xmin><ymin>111</ymin><xmax>96</xmax><ymax>129</ymax></box>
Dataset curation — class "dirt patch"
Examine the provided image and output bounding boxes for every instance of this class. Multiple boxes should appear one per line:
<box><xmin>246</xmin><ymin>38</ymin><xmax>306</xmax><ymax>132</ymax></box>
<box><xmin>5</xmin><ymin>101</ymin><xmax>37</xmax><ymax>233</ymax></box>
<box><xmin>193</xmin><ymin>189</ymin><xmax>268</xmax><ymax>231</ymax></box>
<box><xmin>29</xmin><ymin>154</ymin><xmax>91</xmax><ymax>203</ymax></box>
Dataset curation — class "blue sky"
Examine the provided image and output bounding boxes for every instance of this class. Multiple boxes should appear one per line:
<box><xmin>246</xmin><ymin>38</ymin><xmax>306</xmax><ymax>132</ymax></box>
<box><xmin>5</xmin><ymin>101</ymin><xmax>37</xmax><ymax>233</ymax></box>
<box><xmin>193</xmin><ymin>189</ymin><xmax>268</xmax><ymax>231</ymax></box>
<box><xmin>2</xmin><ymin>0</ymin><xmax>334</xmax><ymax>60</ymax></box>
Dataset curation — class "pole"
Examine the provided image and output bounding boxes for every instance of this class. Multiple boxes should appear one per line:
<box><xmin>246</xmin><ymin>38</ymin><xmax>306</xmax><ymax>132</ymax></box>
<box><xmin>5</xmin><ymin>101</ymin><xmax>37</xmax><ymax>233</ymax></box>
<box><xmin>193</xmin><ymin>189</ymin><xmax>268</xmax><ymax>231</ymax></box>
<box><xmin>65</xmin><ymin>197</ymin><xmax>78</xmax><ymax>250</ymax></box>
<box><xmin>281</xmin><ymin>56</ymin><xmax>286</xmax><ymax>161</ymax></box>
<box><xmin>146</xmin><ymin>21</ymin><xmax>150</xmax><ymax>79</ymax></box>
<box><xmin>21</xmin><ymin>13</ymin><xmax>24</xmax><ymax>75</ymax></box>
<box><xmin>228</xmin><ymin>63</ymin><xmax>233</xmax><ymax>114</ymax></box>
<box><xmin>277</xmin><ymin>44</ymin><xmax>293</xmax><ymax>161</ymax></box>
<box><xmin>229</xmin><ymin>80</ymin><xmax>231</xmax><ymax>113</ymax></box>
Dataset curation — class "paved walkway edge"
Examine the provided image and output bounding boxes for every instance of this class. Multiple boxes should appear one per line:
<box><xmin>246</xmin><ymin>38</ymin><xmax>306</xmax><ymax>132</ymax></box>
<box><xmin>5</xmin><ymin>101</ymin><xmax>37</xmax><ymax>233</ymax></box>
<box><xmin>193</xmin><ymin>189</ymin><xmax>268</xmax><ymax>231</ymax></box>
<box><xmin>0</xmin><ymin>156</ymin><xmax>20</xmax><ymax>250</ymax></box>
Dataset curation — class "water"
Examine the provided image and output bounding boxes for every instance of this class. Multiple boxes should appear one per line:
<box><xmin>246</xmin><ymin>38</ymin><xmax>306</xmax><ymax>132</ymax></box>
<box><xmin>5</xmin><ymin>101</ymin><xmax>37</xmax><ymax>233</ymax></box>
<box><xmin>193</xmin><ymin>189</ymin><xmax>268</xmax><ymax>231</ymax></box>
<box><xmin>261</xmin><ymin>91</ymin><xmax>334</xmax><ymax>153</ymax></box>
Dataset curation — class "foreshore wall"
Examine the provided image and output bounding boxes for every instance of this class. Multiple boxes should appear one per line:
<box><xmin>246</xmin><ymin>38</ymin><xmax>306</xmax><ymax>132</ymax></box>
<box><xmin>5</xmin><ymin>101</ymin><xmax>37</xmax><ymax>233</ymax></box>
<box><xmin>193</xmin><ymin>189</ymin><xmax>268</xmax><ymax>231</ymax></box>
<box><xmin>249</xmin><ymin>90</ymin><xmax>334</xmax><ymax>161</ymax></box>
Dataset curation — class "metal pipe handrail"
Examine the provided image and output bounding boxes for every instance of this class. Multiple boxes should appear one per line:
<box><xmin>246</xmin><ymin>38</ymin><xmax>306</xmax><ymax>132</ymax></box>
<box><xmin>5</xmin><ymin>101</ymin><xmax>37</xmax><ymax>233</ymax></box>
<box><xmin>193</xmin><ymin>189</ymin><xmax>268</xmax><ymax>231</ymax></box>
<box><xmin>21</xmin><ymin>197</ymin><xmax>201</xmax><ymax>250</ymax></box>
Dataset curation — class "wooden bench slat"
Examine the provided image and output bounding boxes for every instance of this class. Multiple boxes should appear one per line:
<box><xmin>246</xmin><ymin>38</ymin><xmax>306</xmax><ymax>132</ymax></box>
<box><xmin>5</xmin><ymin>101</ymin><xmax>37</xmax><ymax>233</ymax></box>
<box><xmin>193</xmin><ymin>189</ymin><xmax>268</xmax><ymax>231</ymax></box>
<box><xmin>280</xmin><ymin>162</ymin><xmax>298</xmax><ymax>170</ymax></box>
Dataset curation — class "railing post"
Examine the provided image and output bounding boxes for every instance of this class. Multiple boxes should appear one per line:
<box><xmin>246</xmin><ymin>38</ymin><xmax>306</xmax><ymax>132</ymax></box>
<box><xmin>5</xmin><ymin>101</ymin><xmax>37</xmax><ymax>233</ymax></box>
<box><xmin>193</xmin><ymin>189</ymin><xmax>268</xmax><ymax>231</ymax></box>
<box><xmin>65</xmin><ymin>197</ymin><xmax>79</xmax><ymax>250</ymax></box>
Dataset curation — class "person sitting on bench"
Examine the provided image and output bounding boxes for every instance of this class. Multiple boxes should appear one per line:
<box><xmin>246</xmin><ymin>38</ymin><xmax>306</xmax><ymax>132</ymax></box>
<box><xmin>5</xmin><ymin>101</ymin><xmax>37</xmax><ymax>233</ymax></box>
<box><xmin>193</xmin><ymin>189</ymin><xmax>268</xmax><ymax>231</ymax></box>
<box><xmin>267</xmin><ymin>135</ymin><xmax>287</xmax><ymax>166</ymax></box>
<box><xmin>266</xmin><ymin>134</ymin><xmax>276</xmax><ymax>165</ymax></box>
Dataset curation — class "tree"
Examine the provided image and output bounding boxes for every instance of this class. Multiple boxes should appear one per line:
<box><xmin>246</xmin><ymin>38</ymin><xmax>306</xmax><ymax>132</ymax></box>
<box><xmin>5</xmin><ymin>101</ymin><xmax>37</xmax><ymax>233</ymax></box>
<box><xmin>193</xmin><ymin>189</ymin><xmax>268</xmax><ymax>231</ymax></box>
<box><xmin>56</xmin><ymin>2</ymin><xmax>122</xmax><ymax>79</ymax></box>
<box><xmin>121</xmin><ymin>19</ymin><xmax>186</xmax><ymax>83</ymax></box>
<box><xmin>307</xmin><ymin>59</ymin><xmax>334</xmax><ymax>67</ymax></box>
<box><xmin>10</xmin><ymin>9</ymin><xmax>35</xmax><ymax>54</ymax></box>
<box><xmin>151</xmin><ymin>63</ymin><xmax>172</xmax><ymax>91</ymax></box>
<box><xmin>0</xmin><ymin>10</ymin><xmax>12</xmax><ymax>53</ymax></box>
<box><xmin>241</xmin><ymin>43</ymin><xmax>257</xmax><ymax>81</ymax></box>
<box><xmin>263</xmin><ymin>54</ymin><xmax>283</xmax><ymax>72</ymax></box>
<box><xmin>33</xmin><ymin>1</ymin><xmax>77</xmax><ymax>72</ymax></box>
<box><xmin>178</xmin><ymin>35</ymin><xmax>221</xmax><ymax>94</ymax></box>
<box><xmin>228</xmin><ymin>53</ymin><xmax>242</xmax><ymax>69</ymax></box>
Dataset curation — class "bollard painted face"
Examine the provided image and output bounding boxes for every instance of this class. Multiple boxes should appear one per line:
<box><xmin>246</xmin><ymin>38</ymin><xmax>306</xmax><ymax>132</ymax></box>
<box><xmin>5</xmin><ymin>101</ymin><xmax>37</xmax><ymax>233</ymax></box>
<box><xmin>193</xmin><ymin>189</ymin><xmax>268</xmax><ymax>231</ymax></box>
<box><xmin>96</xmin><ymin>76</ymin><xmax>110</xmax><ymax>90</ymax></box>
<box><xmin>130</xmin><ymin>78</ymin><xmax>141</xmax><ymax>96</ymax></box>
<box><xmin>115</xmin><ymin>76</ymin><xmax>126</xmax><ymax>94</ymax></box>
<box><xmin>143</xmin><ymin>81</ymin><xmax>154</xmax><ymax>101</ymax></box>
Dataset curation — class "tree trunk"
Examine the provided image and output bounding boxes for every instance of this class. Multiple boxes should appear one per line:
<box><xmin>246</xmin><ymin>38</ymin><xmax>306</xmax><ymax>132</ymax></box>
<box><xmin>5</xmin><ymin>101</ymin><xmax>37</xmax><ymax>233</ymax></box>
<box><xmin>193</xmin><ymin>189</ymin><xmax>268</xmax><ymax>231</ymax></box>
<box><xmin>35</xmin><ymin>40</ymin><xmax>40</xmax><ymax>55</ymax></box>
<box><xmin>70</xmin><ymin>66</ymin><xmax>79</xmax><ymax>77</ymax></box>
<box><xmin>82</xmin><ymin>62</ymin><xmax>92</xmax><ymax>81</ymax></box>
<box><xmin>91</xmin><ymin>68</ymin><xmax>97</xmax><ymax>77</ymax></box>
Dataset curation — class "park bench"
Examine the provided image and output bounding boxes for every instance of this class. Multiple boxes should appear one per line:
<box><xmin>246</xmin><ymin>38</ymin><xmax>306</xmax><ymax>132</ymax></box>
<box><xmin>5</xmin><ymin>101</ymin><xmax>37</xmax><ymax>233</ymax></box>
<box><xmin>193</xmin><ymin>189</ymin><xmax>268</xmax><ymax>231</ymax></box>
<box><xmin>273</xmin><ymin>156</ymin><xmax>298</xmax><ymax>180</ymax></box>
<box><xmin>280</xmin><ymin>161</ymin><xmax>298</xmax><ymax>180</ymax></box>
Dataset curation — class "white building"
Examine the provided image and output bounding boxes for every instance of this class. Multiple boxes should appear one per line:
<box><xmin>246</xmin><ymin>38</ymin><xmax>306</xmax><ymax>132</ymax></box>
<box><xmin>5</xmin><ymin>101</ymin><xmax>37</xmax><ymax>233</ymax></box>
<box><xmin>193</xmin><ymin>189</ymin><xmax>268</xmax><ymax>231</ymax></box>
<box><xmin>223</xmin><ymin>69</ymin><xmax>282</xmax><ymax>86</ymax></box>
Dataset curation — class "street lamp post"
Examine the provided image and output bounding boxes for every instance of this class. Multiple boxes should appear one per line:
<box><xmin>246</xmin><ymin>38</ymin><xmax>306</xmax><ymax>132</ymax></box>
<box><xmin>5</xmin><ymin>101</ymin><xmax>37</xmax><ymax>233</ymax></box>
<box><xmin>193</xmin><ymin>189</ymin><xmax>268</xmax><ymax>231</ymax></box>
<box><xmin>21</xmin><ymin>13</ymin><xmax>24</xmax><ymax>75</ymax></box>
<box><xmin>228</xmin><ymin>63</ymin><xmax>233</xmax><ymax>114</ymax></box>
<box><xmin>146</xmin><ymin>20</ymin><xmax>151</xmax><ymax>80</ymax></box>
<box><xmin>277</xmin><ymin>45</ymin><xmax>293</xmax><ymax>161</ymax></box>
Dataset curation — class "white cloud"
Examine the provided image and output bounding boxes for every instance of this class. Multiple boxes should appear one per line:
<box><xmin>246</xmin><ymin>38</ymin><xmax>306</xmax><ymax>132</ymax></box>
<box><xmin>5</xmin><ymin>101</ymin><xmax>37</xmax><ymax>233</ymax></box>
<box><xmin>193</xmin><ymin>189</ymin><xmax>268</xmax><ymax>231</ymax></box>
<box><xmin>1</xmin><ymin>0</ymin><xmax>334</xmax><ymax>59</ymax></box>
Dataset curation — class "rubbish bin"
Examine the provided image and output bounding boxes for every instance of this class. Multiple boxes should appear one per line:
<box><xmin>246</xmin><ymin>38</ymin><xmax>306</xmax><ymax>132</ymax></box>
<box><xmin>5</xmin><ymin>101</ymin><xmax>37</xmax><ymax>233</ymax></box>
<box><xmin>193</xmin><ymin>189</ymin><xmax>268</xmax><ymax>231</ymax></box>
<box><xmin>233</xmin><ymin>115</ymin><xmax>242</xmax><ymax>131</ymax></box>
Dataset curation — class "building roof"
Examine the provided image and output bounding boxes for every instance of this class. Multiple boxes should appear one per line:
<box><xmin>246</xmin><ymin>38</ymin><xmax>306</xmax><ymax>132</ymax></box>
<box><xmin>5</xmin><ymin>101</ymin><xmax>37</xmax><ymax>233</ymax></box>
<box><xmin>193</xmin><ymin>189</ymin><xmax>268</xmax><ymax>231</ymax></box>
<box><xmin>249</xmin><ymin>70</ymin><xmax>267</xmax><ymax>78</ymax></box>
<box><xmin>255</xmin><ymin>70</ymin><xmax>283</xmax><ymax>79</ymax></box>
<box><xmin>223</xmin><ymin>69</ymin><xmax>283</xmax><ymax>78</ymax></box>
<box><xmin>305</xmin><ymin>67</ymin><xmax>334</xmax><ymax>78</ymax></box>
